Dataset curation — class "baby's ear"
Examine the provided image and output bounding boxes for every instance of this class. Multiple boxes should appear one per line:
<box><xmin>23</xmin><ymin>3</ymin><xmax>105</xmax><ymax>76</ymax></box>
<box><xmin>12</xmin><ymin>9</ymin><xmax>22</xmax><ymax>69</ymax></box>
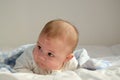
<box><xmin>64</xmin><ymin>53</ymin><xmax>73</xmax><ymax>62</ymax></box>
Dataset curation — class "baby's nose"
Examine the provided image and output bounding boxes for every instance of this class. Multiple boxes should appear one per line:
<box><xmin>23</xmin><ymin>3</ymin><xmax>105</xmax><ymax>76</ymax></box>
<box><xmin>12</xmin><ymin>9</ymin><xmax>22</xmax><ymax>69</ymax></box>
<box><xmin>39</xmin><ymin>55</ymin><xmax>46</xmax><ymax>61</ymax></box>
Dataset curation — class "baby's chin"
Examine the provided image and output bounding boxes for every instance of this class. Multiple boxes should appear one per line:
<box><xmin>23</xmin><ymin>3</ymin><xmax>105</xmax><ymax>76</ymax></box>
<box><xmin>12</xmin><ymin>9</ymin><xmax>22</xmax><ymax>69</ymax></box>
<box><xmin>37</xmin><ymin>63</ymin><xmax>51</xmax><ymax>71</ymax></box>
<box><xmin>38</xmin><ymin>64</ymin><xmax>61</xmax><ymax>71</ymax></box>
<box><xmin>38</xmin><ymin>63</ymin><xmax>47</xmax><ymax>69</ymax></box>
<box><xmin>36</xmin><ymin>61</ymin><xmax>63</xmax><ymax>71</ymax></box>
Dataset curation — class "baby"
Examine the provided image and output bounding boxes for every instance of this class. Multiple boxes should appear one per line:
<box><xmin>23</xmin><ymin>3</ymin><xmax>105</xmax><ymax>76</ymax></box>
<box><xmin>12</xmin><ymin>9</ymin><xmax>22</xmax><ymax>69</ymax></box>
<box><xmin>13</xmin><ymin>19</ymin><xmax>110</xmax><ymax>75</ymax></box>
<box><xmin>14</xmin><ymin>19</ymin><xmax>79</xmax><ymax>74</ymax></box>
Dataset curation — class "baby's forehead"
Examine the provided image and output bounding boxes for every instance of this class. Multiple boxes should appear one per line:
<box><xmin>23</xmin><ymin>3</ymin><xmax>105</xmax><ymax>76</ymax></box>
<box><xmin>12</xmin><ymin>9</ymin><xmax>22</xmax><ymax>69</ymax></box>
<box><xmin>38</xmin><ymin>36</ymin><xmax>72</xmax><ymax>53</ymax></box>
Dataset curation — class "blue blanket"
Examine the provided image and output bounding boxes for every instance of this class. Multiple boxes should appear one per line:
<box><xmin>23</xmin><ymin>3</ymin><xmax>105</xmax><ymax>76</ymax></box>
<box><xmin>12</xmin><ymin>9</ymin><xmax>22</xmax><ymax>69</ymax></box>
<box><xmin>0</xmin><ymin>44</ymin><xmax>34</xmax><ymax>72</ymax></box>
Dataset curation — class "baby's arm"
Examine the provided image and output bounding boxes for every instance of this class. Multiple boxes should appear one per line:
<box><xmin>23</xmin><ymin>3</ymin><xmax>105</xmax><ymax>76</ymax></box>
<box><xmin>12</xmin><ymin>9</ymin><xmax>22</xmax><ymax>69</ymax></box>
<box><xmin>13</xmin><ymin>49</ymin><xmax>33</xmax><ymax>73</ymax></box>
<box><xmin>74</xmin><ymin>48</ymin><xmax>90</xmax><ymax>67</ymax></box>
<box><xmin>74</xmin><ymin>48</ymin><xmax>111</xmax><ymax>70</ymax></box>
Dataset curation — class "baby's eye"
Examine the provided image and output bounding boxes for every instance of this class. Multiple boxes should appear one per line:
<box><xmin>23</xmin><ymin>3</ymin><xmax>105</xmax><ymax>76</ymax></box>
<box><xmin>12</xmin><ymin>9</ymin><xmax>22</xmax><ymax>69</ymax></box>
<box><xmin>48</xmin><ymin>52</ymin><xmax>54</xmax><ymax>57</ymax></box>
<box><xmin>38</xmin><ymin>45</ymin><xmax>41</xmax><ymax>50</ymax></box>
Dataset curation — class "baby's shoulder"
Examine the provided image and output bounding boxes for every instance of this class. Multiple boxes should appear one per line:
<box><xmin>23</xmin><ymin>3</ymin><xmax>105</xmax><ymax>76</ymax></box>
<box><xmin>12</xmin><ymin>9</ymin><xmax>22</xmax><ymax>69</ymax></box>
<box><xmin>23</xmin><ymin>44</ymin><xmax>36</xmax><ymax>55</ymax></box>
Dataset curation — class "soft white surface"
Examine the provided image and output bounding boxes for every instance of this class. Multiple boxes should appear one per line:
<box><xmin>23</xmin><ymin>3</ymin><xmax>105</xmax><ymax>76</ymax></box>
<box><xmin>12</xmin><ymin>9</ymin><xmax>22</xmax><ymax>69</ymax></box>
<box><xmin>0</xmin><ymin>73</ymin><xmax>18</xmax><ymax>80</ymax></box>
<box><xmin>0</xmin><ymin>56</ymin><xmax>120</xmax><ymax>80</ymax></box>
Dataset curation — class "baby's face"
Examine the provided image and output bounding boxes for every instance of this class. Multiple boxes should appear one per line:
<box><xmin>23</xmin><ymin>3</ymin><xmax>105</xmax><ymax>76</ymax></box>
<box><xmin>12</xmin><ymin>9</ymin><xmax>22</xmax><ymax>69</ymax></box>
<box><xmin>33</xmin><ymin>36</ymin><xmax>72</xmax><ymax>70</ymax></box>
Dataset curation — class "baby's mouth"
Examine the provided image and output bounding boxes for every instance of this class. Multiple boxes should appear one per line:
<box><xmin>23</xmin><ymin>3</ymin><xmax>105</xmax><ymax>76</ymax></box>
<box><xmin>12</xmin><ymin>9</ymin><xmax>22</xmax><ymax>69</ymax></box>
<box><xmin>39</xmin><ymin>62</ymin><xmax>46</xmax><ymax>68</ymax></box>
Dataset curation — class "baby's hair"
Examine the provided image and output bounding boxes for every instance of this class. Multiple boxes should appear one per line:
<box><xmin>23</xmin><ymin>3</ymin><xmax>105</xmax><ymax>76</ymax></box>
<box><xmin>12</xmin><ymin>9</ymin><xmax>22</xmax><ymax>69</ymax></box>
<box><xmin>40</xmin><ymin>19</ymin><xmax>79</xmax><ymax>52</ymax></box>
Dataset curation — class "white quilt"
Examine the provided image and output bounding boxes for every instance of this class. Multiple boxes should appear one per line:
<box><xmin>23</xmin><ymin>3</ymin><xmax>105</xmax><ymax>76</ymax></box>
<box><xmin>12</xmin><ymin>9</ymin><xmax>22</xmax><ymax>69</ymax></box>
<box><xmin>0</xmin><ymin>56</ymin><xmax>120</xmax><ymax>80</ymax></box>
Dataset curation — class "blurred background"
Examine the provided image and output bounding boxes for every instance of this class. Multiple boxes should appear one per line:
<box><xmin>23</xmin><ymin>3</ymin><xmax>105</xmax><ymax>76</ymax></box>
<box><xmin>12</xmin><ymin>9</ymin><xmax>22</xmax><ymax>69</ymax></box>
<box><xmin>0</xmin><ymin>0</ymin><xmax>120</xmax><ymax>49</ymax></box>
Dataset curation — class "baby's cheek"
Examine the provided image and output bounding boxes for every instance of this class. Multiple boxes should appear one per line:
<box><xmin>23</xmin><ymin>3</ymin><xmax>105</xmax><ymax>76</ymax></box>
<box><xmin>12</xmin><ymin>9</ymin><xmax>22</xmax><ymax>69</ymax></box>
<box><xmin>48</xmin><ymin>61</ymin><xmax>63</xmax><ymax>70</ymax></box>
<box><xmin>33</xmin><ymin>51</ymin><xmax>40</xmax><ymax>64</ymax></box>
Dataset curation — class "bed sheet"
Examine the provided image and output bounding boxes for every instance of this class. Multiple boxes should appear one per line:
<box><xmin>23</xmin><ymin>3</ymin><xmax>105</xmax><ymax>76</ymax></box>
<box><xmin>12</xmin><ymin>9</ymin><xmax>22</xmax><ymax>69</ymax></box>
<box><xmin>0</xmin><ymin>56</ymin><xmax>120</xmax><ymax>80</ymax></box>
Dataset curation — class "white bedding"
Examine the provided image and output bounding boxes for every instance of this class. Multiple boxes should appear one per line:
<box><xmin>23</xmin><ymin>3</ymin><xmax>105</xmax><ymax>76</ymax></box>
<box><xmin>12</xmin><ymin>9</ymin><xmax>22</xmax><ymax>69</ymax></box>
<box><xmin>0</xmin><ymin>56</ymin><xmax>120</xmax><ymax>80</ymax></box>
<box><xmin>0</xmin><ymin>44</ymin><xmax>120</xmax><ymax>80</ymax></box>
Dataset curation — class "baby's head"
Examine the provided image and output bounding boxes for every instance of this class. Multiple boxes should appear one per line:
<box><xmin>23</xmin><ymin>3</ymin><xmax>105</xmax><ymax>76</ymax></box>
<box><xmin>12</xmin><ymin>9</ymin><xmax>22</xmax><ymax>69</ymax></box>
<box><xmin>33</xmin><ymin>19</ymin><xmax>79</xmax><ymax>71</ymax></box>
